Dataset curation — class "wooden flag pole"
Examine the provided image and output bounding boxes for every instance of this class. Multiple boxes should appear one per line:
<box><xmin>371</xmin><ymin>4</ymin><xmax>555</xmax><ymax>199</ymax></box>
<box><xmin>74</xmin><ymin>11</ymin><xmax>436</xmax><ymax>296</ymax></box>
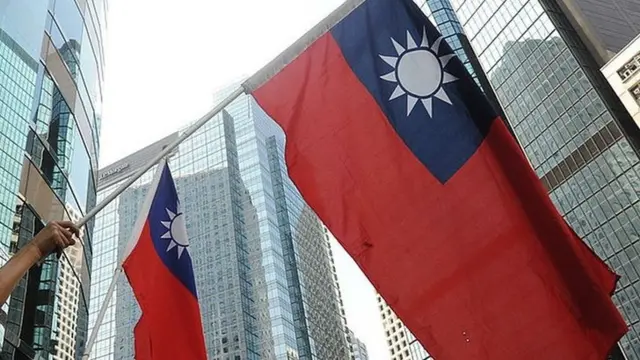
<box><xmin>80</xmin><ymin>87</ymin><xmax>244</xmax><ymax>360</ymax></box>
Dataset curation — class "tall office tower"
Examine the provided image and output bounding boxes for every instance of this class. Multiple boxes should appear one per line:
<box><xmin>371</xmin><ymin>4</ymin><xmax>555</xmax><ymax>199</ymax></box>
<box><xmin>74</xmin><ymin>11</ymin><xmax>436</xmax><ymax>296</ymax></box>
<box><xmin>345</xmin><ymin>328</ymin><xmax>369</xmax><ymax>360</ymax></box>
<box><xmin>323</xmin><ymin>227</ymin><xmax>357</xmax><ymax>358</ymax></box>
<box><xmin>323</xmin><ymin>227</ymin><xmax>374</xmax><ymax>360</ymax></box>
<box><xmin>88</xmin><ymin>91</ymin><xmax>350</xmax><ymax>359</ymax></box>
<box><xmin>448</xmin><ymin>0</ymin><xmax>640</xmax><ymax>357</ymax></box>
<box><xmin>414</xmin><ymin>0</ymin><xmax>506</xmax><ymax>117</ymax></box>
<box><xmin>602</xmin><ymin>35</ymin><xmax>640</xmax><ymax>129</ymax></box>
<box><xmin>214</xmin><ymin>85</ymin><xmax>350</xmax><ymax>360</ymax></box>
<box><xmin>377</xmin><ymin>295</ymin><xmax>432</xmax><ymax>360</ymax></box>
<box><xmin>53</xmin><ymin>205</ymin><xmax>85</xmax><ymax>360</ymax></box>
<box><xmin>0</xmin><ymin>1</ymin><xmax>107</xmax><ymax>359</ymax></box>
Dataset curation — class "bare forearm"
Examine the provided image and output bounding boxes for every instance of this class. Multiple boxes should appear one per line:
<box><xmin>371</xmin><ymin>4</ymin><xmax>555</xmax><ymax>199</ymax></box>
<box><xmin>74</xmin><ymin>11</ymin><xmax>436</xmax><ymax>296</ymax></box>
<box><xmin>0</xmin><ymin>244</ymin><xmax>43</xmax><ymax>305</ymax></box>
<box><xmin>0</xmin><ymin>220</ymin><xmax>78</xmax><ymax>306</ymax></box>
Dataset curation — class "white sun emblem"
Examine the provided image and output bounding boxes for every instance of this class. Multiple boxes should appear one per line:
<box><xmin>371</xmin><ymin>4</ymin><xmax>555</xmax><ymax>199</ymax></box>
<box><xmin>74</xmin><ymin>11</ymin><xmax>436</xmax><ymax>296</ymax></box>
<box><xmin>379</xmin><ymin>28</ymin><xmax>458</xmax><ymax>117</ymax></box>
<box><xmin>161</xmin><ymin>207</ymin><xmax>189</xmax><ymax>259</ymax></box>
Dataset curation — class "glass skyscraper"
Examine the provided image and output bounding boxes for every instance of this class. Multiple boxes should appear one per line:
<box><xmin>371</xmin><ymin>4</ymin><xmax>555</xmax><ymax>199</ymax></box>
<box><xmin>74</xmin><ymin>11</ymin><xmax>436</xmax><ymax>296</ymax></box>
<box><xmin>0</xmin><ymin>1</ymin><xmax>107</xmax><ymax>359</ymax></box>
<box><xmin>415</xmin><ymin>0</ymin><xmax>506</xmax><ymax>118</ymax></box>
<box><xmin>216</xmin><ymin>84</ymin><xmax>350</xmax><ymax>360</ymax></box>
<box><xmin>88</xmin><ymin>88</ymin><xmax>349</xmax><ymax>359</ymax></box>
<box><xmin>345</xmin><ymin>328</ymin><xmax>368</xmax><ymax>360</ymax></box>
<box><xmin>416</xmin><ymin>0</ymin><xmax>478</xmax><ymax>84</ymax></box>
<box><xmin>448</xmin><ymin>0</ymin><xmax>640</xmax><ymax>358</ymax></box>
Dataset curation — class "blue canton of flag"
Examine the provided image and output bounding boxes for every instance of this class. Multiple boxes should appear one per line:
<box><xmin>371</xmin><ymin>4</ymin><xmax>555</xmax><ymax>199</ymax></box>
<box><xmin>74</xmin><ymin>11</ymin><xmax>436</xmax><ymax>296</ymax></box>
<box><xmin>331</xmin><ymin>0</ymin><xmax>496</xmax><ymax>183</ymax></box>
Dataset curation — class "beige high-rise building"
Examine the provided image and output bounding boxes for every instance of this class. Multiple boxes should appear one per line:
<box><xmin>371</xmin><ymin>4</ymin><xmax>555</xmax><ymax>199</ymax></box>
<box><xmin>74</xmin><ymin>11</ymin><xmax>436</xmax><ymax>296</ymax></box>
<box><xmin>53</xmin><ymin>206</ymin><xmax>85</xmax><ymax>360</ymax></box>
<box><xmin>346</xmin><ymin>327</ymin><xmax>369</xmax><ymax>360</ymax></box>
<box><xmin>323</xmin><ymin>227</ymin><xmax>373</xmax><ymax>360</ymax></box>
<box><xmin>602</xmin><ymin>34</ymin><xmax>640</xmax><ymax>129</ymax></box>
<box><xmin>377</xmin><ymin>294</ymin><xmax>432</xmax><ymax>360</ymax></box>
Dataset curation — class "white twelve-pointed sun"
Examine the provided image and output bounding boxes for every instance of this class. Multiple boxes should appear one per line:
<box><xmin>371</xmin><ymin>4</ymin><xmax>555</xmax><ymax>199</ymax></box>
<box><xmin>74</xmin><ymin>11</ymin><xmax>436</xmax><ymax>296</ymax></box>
<box><xmin>161</xmin><ymin>208</ymin><xmax>190</xmax><ymax>259</ymax></box>
<box><xmin>380</xmin><ymin>28</ymin><xmax>458</xmax><ymax>117</ymax></box>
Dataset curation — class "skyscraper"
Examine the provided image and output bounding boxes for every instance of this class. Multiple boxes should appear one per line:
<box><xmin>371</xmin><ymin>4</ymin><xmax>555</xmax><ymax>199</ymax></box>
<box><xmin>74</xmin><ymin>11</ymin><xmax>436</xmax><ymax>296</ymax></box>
<box><xmin>414</xmin><ymin>0</ymin><xmax>506</xmax><ymax>118</ymax></box>
<box><xmin>602</xmin><ymin>34</ymin><xmax>640</xmax><ymax>129</ymax></box>
<box><xmin>216</xmin><ymin>83</ymin><xmax>350</xmax><ymax>360</ymax></box>
<box><xmin>54</xmin><ymin>205</ymin><xmax>86</xmax><ymax>360</ymax></box>
<box><xmin>323</xmin><ymin>227</ymin><xmax>355</xmax><ymax>358</ymax></box>
<box><xmin>323</xmin><ymin>228</ymin><xmax>375</xmax><ymax>360</ymax></box>
<box><xmin>88</xmin><ymin>89</ymin><xmax>350</xmax><ymax>359</ymax></box>
<box><xmin>377</xmin><ymin>295</ymin><xmax>432</xmax><ymax>360</ymax></box>
<box><xmin>346</xmin><ymin>328</ymin><xmax>369</xmax><ymax>360</ymax></box>
<box><xmin>0</xmin><ymin>1</ymin><xmax>107</xmax><ymax>359</ymax></box>
<box><xmin>448</xmin><ymin>0</ymin><xmax>640</xmax><ymax>357</ymax></box>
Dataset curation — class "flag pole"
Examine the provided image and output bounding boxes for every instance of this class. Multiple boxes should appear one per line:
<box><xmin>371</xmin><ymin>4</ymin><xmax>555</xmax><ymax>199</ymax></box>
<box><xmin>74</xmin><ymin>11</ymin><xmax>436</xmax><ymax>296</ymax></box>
<box><xmin>80</xmin><ymin>86</ymin><xmax>244</xmax><ymax>360</ymax></box>
<box><xmin>81</xmin><ymin>267</ymin><xmax>122</xmax><ymax>360</ymax></box>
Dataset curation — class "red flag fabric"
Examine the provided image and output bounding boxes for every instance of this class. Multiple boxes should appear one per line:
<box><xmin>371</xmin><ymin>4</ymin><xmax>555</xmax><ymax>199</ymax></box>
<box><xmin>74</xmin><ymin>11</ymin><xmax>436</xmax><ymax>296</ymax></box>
<box><xmin>122</xmin><ymin>161</ymin><xmax>207</xmax><ymax>360</ymax></box>
<box><xmin>133</xmin><ymin>316</ymin><xmax>152</xmax><ymax>360</ymax></box>
<box><xmin>243</xmin><ymin>0</ymin><xmax>627</xmax><ymax>359</ymax></box>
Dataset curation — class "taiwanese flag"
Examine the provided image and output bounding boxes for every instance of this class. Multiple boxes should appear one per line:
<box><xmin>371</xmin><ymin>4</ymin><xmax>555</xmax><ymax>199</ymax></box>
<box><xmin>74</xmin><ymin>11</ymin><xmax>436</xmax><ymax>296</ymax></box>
<box><xmin>242</xmin><ymin>0</ymin><xmax>627</xmax><ymax>358</ymax></box>
<box><xmin>122</xmin><ymin>161</ymin><xmax>207</xmax><ymax>360</ymax></box>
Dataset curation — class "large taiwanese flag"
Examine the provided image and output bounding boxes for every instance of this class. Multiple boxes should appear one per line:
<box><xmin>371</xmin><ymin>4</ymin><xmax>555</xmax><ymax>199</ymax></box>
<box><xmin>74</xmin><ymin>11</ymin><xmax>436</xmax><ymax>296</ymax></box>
<box><xmin>122</xmin><ymin>161</ymin><xmax>207</xmax><ymax>360</ymax></box>
<box><xmin>243</xmin><ymin>0</ymin><xmax>627</xmax><ymax>358</ymax></box>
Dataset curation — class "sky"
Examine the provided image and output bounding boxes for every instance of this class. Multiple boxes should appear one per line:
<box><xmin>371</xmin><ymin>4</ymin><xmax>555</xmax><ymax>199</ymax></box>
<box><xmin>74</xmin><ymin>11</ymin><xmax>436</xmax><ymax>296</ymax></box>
<box><xmin>100</xmin><ymin>1</ymin><xmax>390</xmax><ymax>359</ymax></box>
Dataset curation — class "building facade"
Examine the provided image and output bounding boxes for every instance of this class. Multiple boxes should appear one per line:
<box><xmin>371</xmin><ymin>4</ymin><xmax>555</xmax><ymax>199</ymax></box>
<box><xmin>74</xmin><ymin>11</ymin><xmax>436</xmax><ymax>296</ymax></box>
<box><xmin>414</xmin><ymin>0</ymin><xmax>506</xmax><ymax>118</ymax></box>
<box><xmin>447</xmin><ymin>0</ymin><xmax>640</xmax><ymax>358</ymax></box>
<box><xmin>88</xmin><ymin>89</ymin><xmax>350</xmax><ymax>359</ymax></box>
<box><xmin>0</xmin><ymin>1</ymin><xmax>106</xmax><ymax>359</ymax></box>
<box><xmin>323</xmin><ymin>228</ymin><xmax>372</xmax><ymax>360</ymax></box>
<box><xmin>53</xmin><ymin>205</ymin><xmax>86</xmax><ymax>360</ymax></box>
<box><xmin>324</xmin><ymin>227</ymin><xmax>354</xmax><ymax>359</ymax></box>
<box><xmin>215</xmin><ymin>85</ymin><xmax>350</xmax><ymax>360</ymax></box>
<box><xmin>377</xmin><ymin>295</ymin><xmax>432</xmax><ymax>360</ymax></box>
<box><xmin>602</xmin><ymin>34</ymin><xmax>640</xmax><ymax>129</ymax></box>
<box><xmin>346</xmin><ymin>328</ymin><xmax>368</xmax><ymax>360</ymax></box>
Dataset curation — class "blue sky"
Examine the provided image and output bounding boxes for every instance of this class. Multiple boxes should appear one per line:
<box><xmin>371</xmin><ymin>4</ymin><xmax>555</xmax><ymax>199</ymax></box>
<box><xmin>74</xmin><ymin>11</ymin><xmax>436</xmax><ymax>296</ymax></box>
<box><xmin>100</xmin><ymin>1</ymin><xmax>390</xmax><ymax>359</ymax></box>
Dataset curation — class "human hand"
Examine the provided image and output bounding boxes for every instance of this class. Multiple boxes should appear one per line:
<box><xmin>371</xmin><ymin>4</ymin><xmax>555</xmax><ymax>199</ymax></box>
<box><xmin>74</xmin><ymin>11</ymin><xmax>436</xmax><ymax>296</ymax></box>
<box><xmin>29</xmin><ymin>221</ymin><xmax>79</xmax><ymax>260</ymax></box>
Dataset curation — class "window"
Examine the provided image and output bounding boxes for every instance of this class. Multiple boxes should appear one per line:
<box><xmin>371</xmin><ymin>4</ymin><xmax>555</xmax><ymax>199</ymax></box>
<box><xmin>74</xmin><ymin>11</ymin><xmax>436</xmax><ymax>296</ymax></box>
<box><xmin>618</xmin><ymin>53</ymin><xmax>640</xmax><ymax>81</ymax></box>
<box><xmin>630</xmin><ymin>82</ymin><xmax>640</xmax><ymax>103</ymax></box>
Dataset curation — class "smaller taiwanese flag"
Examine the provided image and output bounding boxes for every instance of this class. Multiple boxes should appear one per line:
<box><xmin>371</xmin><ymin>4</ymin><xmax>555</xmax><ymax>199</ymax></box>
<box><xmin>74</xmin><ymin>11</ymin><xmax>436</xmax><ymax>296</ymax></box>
<box><xmin>122</xmin><ymin>161</ymin><xmax>207</xmax><ymax>360</ymax></box>
<box><xmin>242</xmin><ymin>0</ymin><xmax>628</xmax><ymax>359</ymax></box>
